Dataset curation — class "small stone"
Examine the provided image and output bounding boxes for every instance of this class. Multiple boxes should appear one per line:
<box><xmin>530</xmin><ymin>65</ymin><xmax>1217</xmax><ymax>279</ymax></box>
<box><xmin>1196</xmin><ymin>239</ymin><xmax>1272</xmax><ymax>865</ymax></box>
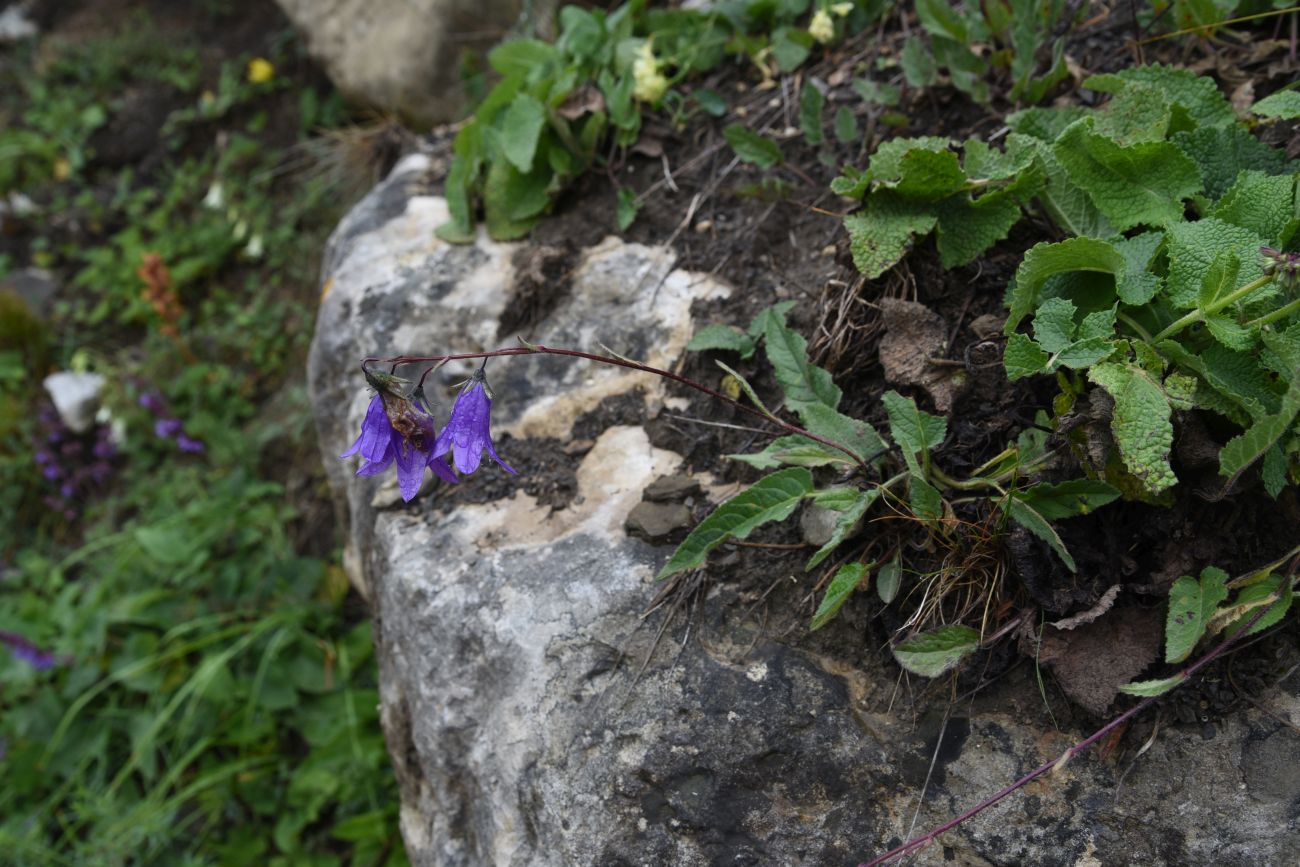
<box><xmin>564</xmin><ymin>438</ymin><xmax>596</xmax><ymax>456</ymax></box>
<box><xmin>43</xmin><ymin>371</ymin><xmax>107</xmax><ymax>433</ymax></box>
<box><xmin>643</xmin><ymin>473</ymin><xmax>700</xmax><ymax>503</ymax></box>
<box><xmin>800</xmin><ymin>503</ymin><xmax>851</xmax><ymax>548</ymax></box>
<box><xmin>624</xmin><ymin>501</ymin><xmax>693</xmax><ymax>542</ymax></box>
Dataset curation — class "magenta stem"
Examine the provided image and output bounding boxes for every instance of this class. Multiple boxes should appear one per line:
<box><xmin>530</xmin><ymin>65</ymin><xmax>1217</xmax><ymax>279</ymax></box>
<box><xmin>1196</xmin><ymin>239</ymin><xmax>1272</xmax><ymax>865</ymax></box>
<box><xmin>364</xmin><ymin>345</ymin><xmax>875</xmax><ymax>470</ymax></box>
<box><xmin>859</xmin><ymin>601</ymin><xmax>1278</xmax><ymax>866</ymax></box>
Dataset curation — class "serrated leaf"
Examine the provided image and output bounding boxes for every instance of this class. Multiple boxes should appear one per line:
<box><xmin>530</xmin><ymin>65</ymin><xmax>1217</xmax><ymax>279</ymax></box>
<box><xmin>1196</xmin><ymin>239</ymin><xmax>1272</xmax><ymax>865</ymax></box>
<box><xmin>810</xmin><ymin>563</ymin><xmax>868</xmax><ymax>631</ymax></box>
<box><xmin>1006</xmin><ymin>497</ymin><xmax>1077</xmax><ymax>571</ymax></box>
<box><xmin>799</xmin><ymin>81</ymin><xmax>825</xmax><ymax>145</ymax></box>
<box><xmin>657</xmin><ymin>468</ymin><xmax>814</xmax><ymax>579</ymax></box>
<box><xmin>1251</xmin><ymin>89</ymin><xmax>1300</xmax><ymax>120</ymax></box>
<box><xmin>1033</xmin><ymin>297</ymin><xmax>1078</xmax><ymax>353</ymax></box>
<box><xmin>1196</xmin><ymin>249</ymin><xmax>1241</xmax><ymax>309</ymax></box>
<box><xmin>876</xmin><ymin>558</ymin><xmax>902</xmax><ymax>603</ymax></box>
<box><xmin>807</xmin><ymin>489</ymin><xmax>880</xmax><ymax>569</ymax></box>
<box><xmin>1165</xmin><ymin>218</ymin><xmax>1267</xmax><ymax>309</ymax></box>
<box><xmin>1211</xmin><ymin>171</ymin><xmax>1299</xmax><ymax>243</ymax></box>
<box><xmin>1090</xmin><ymin>80</ymin><xmax>1171</xmax><ymax>145</ymax></box>
<box><xmin>889</xmin><ymin>149</ymin><xmax>967</xmax><ymax>201</ymax></box>
<box><xmin>1003</xmin><ymin>331</ymin><xmax>1049</xmax><ymax>380</ymax></box>
<box><xmin>1011</xmin><ymin>480</ymin><xmax>1120</xmax><ymax>520</ymax></box>
<box><xmin>1261</xmin><ymin>444</ymin><xmax>1288</xmax><ymax>498</ymax></box>
<box><xmin>893</xmin><ymin>625</ymin><xmax>981</xmax><ymax>677</ymax></box>
<box><xmin>866</xmin><ymin>136</ymin><xmax>953</xmax><ymax>183</ymax></box>
<box><xmin>909</xmin><ymin>476</ymin><xmax>944</xmax><ymax>522</ymax></box>
<box><xmin>688</xmin><ymin>325</ymin><xmax>756</xmax><ymax>359</ymax></box>
<box><xmin>1086</xmin><ymin>65</ymin><xmax>1235</xmax><ymax>130</ymax></box>
<box><xmin>1219</xmin><ymin>370</ymin><xmax>1300</xmax><ymax>479</ymax></box>
<box><xmin>934</xmin><ymin>191</ymin><xmax>1023</xmax><ymax>268</ymax></box>
<box><xmin>763</xmin><ymin>316</ymin><xmax>842</xmax><ymax>413</ymax></box>
<box><xmin>1165</xmin><ymin>566</ymin><xmax>1229</xmax><ymax>663</ymax></box>
<box><xmin>1163</xmin><ymin>341</ymin><xmax>1281</xmax><ymax>421</ymax></box>
<box><xmin>724</xmin><ymin>125</ymin><xmax>782</xmax><ymax>169</ymax></box>
<box><xmin>1204</xmin><ymin>315</ymin><xmax>1256</xmax><ymax>351</ymax></box>
<box><xmin>1004</xmin><ymin>237</ymin><xmax>1126</xmax><ymax>333</ymax></box>
<box><xmin>1172</xmin><ymin>125</ymin><xmax>1291</xmax><ymax>200</ymax></box>
<box><xmin>1053</xmin><ymin>118</ymin><xmax>1202</xmax><ymax>231</ymax></box>
<box><xmin>501</xmin><ymin>94</ymin><xmax>547</xmax><ymax>173</ymax></box>
<box><xmin>844</xmin><ymin>194</ymin><xmax>938</xmax><ymax>278</ymax></box>
<box><xmin>1007</xmin><ymin>106</ymin><xmax>1089</xmax><ymax>141</ymax></box>
<box><xmin>901</xmin><ymin>35</ymin><xmax>938</xmax><ymax>88</ymax></box>
<box><xmin>1118</xmin><ymin>674</ymin><xmax>1184</xmax><ymax>697</ymax></box>
<box><xmin>731</xmin><ymin>436</ymin><xmax>846</xmax><ymax>470</ymax></box>
<box><xmin>1088</xmin><ymin>363</ymin><xmax>1177</xmax><ymax>494</ymax></box>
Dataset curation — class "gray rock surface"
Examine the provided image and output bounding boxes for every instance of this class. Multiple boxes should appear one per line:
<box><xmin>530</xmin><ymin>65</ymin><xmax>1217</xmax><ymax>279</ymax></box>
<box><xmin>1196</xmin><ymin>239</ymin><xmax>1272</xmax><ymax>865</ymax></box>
<box><xmin>309</xmin><ymin>155</ymin><xmax>1300</xmax><ymax>867</ymax></box>
<box><xmin>273</xmin><ymin>0</ymin><xmax>523</xmax><ymax>126</ymax></box>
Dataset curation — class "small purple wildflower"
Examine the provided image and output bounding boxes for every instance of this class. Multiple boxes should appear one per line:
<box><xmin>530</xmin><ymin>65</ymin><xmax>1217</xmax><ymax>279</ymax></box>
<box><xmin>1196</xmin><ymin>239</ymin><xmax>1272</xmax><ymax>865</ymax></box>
<box><xmin>138</xmin><ymin>392</ymin><xmax>166</xmax><ymax>414</ymax></box>
<box><xmin>155</xmin><ymin>418</ymin><xmax>184</xmax><ymax>439</ymax></box>
<box><xmin>432</xmin><ymin>369</ymin><xmax>516</xmax><ymax>476</ymax></box>
<box><xmin>176</xmin><ymin>434</ymin><xmax>205</xmax><ymax>454</ymax></box>
<box><xmin>341</xmin><ymin>372</ymin><xmax>458</xmax><ymax>501</ymax></box>
<box><xmin>0</xmin><ymin>630</ymin><xmax>59</xmax><ymax>671</ymax></box>
<box><xmin>1261</xmin><ymin>246</ymin><xmax>1299</xmax><ymax>292</ymax></box>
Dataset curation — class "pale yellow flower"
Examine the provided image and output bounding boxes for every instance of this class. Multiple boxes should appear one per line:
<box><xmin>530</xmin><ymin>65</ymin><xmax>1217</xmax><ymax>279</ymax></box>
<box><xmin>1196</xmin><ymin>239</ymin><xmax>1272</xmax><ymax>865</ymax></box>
<box><xmin>808</xmin><ymin>9</ymin><xmax>835</xmax><ymax>44</ymax></box>
<box><xmin>247</xmin><ymin>57</ymin><xmax>275</xmax><ymax>84</ymax></box>
<box><xmin>831</xmin><ymin>2</ymin><xmax>854</xmax><ymax>16</ymax></box>
<box><xmin>632</xmin><ymin>41</ymin><xmax>668</xmax><ymax>103</ymax></box>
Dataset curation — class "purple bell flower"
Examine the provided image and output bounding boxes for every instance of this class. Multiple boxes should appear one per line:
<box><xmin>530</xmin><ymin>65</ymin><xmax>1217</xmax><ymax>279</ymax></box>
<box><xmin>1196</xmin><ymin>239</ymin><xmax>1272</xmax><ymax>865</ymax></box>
<box><xmin>341</xmin><ymin>373</ymin><xmax>458</xmax><ymax>502</ymax></box>
<box><xmin>176</xmin><ymin>434</ymin><xmax>206</xmax><ymax>454</ymax></box>
<box><xmin>0</xmin><ymin>630</ymin><xmax>59</xmax><ymax>671</ymax></box>
<box><xmin>432</xmin><ymin>369</ymin><xmax>516</xmax><ymax>476</ymax></box>
<box><xmin>155</xmin><ymin>418</ymin><xmax>183</xmax><ymax>439</ymax></box>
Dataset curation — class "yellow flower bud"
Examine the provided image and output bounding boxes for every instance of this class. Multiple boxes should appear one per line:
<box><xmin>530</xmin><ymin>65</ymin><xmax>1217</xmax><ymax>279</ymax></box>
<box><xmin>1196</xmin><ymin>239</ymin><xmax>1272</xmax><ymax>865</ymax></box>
<box><xmin>632</xmin><ymin>41</ymin><xmax>668</xmax><ymax>103</ymax></box>
<box><xmin>831</xmin><ymin>2</ymin><xmax>854</xmax><ymax>16</ymax></box>
<box><xmin>808</xmin><ymin>9</ymin><xmax>835</xmax><ymax>44</ymax></box>
<box><xmin>247</xmin><ymin>57</ymin><xmax>275</xmax><ymax>84</ymax></box>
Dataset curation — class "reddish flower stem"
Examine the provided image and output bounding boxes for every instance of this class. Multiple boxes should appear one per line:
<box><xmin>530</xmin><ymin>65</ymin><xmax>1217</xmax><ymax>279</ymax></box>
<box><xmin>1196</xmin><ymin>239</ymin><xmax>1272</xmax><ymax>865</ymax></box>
<box><xmin>859</xmin><ymin>601</ymin><xmax>1278</xmax><ymax>867</ymax></box>
<box><xmin>363</xmin><ymin>345</ymin><xmax>877</xmax><ymax>471</ymax></box>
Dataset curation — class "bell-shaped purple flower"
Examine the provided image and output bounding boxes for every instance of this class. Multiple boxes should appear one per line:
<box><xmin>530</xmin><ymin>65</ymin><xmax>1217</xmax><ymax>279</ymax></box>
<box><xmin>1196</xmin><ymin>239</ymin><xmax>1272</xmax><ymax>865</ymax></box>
<box><xmin>432</xmin><ymin>370</ymin><xmax>516</xmax><ymax>476</ymax></box>
<box><xmin>1</xmin><ymin>630</ymin><xmax>59</xmax><ymax>671</ymax></box>
<box><xmin>341</xmin><ymin>374</ymin><xmax>458</xmax><ymax>501</ymax></box>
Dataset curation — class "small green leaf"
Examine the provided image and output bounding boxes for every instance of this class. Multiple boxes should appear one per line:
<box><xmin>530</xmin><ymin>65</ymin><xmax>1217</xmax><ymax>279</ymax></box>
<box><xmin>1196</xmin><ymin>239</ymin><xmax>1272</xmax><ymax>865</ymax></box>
<box><xmin>616</xmin><ymin>187</ymin><xmax>640</xmax><ymax>232</ymax></box>
<box><xmin>845</xmin><ymin>193</ymin><xmax>938</xmax><ymax>279</ymax></box>
<box><xmin>798</xmin><ymin>402</ymin><xmax>888</xmax><ymax>464</ymax></box>
<box><xmin>693</xmin><ymin>89</ymin><xmax>728</xmax><ymax>117</ymax></box>
<box><xmin>799</xmin><ymin>82</ymin><xmax>825</xmax><ymax>145</ymax></box>
<box><xmin>833</xmin><ymin>106</ymin><xmax>859</xmax><ymax>144</ymax></box>
<box><xmin>1211</xmin><ymin>171</ymin><xmax>1299</xmax><ymax>243</ymax></box>
<box><xmin>1251</xmin><ymin>89</ymin><xmax>1300</xmax><ymax>120</ymax></box>
<box><xmin>688</xmin><ymin>324</ymin><xmax>755</xmax><ymax>358</ymax></box>
<box><xmin>764</xmin><ymin>315</ymin><xmax>842</xmax><ymax>413</ymax></box>
<box><xmin>1165</xmin><ymin>566</ymin><xmax>1229</xmax><ymax>663</ymax></box>
<box><xmin>893</xmin><ymin>624</ymin><xmax>981</xmax><ymax>677</ymax></box>
<box><xmin>811</xmin><ymin>563</ymin><xmax>868</xmax><ymax>631</ymax></box>
<box><xmin>881</xmin><ymin>390</ymin><xmax>947</xmax><ymax>468</ymax></box>
<box><xmin>724</xmin><ymin>125</ymin><xmax>782</xmax><ymax>169</ymax></box>
<box><xmin>1085</xmin><ymin>65</ymin><xmax>1235</xmax><ymax>130</ymax></box>
<box><xmin>1118</xmin><ymin>674</ymin><xmax>1184</xmax><ymax>697</ymax></box>
<box><xmin>771</xmin><ymin>26</ymin><xmax>813</xmax><ymax>73</ymax></box>
<box><xmin>657</xmin><ymin>468</ymin><xmax>814</xmax><ymax>579</ymax></box>
<box><xmin>909</xmin><ymin>476</ymin><xmax>944</xmax><ymax>522</ymax></box>
<box><xmin>877</xmin><ymin>558</ymin><xmax>902</xmax><ymax>604</ymax></box>
<box><xmin>1006</xmin><ymin>497</ymin><xmax>1077</xmax><ymax>571</ymax></box>
<box><xmin>1088</xmin><ymin>362</ymin><xmax>1177</xmax><ymax>494</ymax></box>
<box><xmin>901</xmin><ymin>36</ymin><xmax>938</xmax><ymax>88</ymax></box>
<box><xmin>1196</xmin><ymin>249</ymin><xmax>1241</xmax><ymax>309</ymax></box>
<box><xmin>1224</xmin><ymin>576</ymin><xmax>1294</xmax><ymax>637</ymax></box>
<box><xmin>501</xmin><ymin>94</ymin><xmax>547</xmax><ymax>173</ymax></box>
<box><xmin>1003</xmin><ymin>237</ymin><xmax>1126</xmax><ymax>334</ymax></box>
<box><xmin>1219</xmin><ymin>372</ymin><xmax>1300</xmax><ymax>480</ymax></box>
<box><xmin>807</xmin><ymin>488</ymin><xmax>880</xmax><ymax>569</ymax></box>
<box><xmin>731</xmin><ymin>436</ymin><xmax>845</xmax><ymax>470</ymax></box>
<box><xmin>1003</xmin><ymin>332</ymin><xmax>1049</xmax><ymax>380</ymax></box>
<box><xmin>1261</xmin><ymin>444</ymin><xmax>1288</xmax><ymax>499</ymax></box>
<box><xmin>747</xmin><ymin>300</ymin><xmax>798</xmax><ymax>339</ymax></box>
<box><xmin>1172</xmin><ymin>124</ymin><xmax>1290</xmax><ymax>200</ymax></box>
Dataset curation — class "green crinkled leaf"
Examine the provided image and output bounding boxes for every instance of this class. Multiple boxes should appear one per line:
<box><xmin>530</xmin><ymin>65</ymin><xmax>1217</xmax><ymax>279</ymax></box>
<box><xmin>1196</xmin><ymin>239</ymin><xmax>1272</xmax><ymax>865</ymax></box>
<box><xmin>901</xmin><ymin>35</ymin><xmax>938</xmax><ymax>88</ymax></box>
<box><xmin>845</xmin><ymin>194</ymin><xmax>938</xmax><ymax>279</ymax></box>
<box><xmin>1111</xmin><ymin>231</ymin><xmax>1165</xmax><ymax>304</ymax></box>
<box><xmin>657</xmin><ymin>468</ymin><xmax>814</xmax><ymax>579</ymax></box>
<box><xmin>1053</xmin><ymin>118</ymin><xmax>1202</xmax><ymax>231</ymax></box>
<box><xmin>1165</xmin><ymin>566</ymin><xmax>1229</xmax><ymax>663</ymax></box>
<box><xmin>810</xmin><ymin>563</ymin><xmax>868</xmax><ymax>631</ymax></box>
<box><xmin>1211</xmin><ymin>170</ymin><xmax>1299</xmax><ymax>244</ymax></box>
<box><xmin>687</xmin><ymin>324</ymin><xmax>756</xmax><ymax>359</ymax></box>
<box><xmin>1004</xmin><ymin>237</ymin><xmax>1126</xmax><ymax>333</ymax></box>
<box><xmin>799</xmin><ymin>402</ymin><xmax>888</xmax><ymax>465</ymax></box>
<box><xmin>1033</xmin><ymin>297</ymin><xmax>1078</xmax><ymax>352</ymax></box>
<box><xmin>1086</xmin><ymin>65</ymin><xmax>1235</xmax><ymax>130</ymax></box>
<box><xmin>1166</xmin><ymin>342</ymin><xmax>1282</xmax><ymax>421</ymax></box>
<box><xmin>893</xmin><ymin>624</ymin><xmax>981</xmax><ymax>677</ymax></box>
<box><xmin>1196</xmin><ymin>249</ymin><xmax>1241</xmax><ymax>309</ymax></box>
<box><xmin>1088</xmin><ymin>362</ymin><xmax>1177</xmax><ymax>494</ymax></box>
<box><xmin>1004</xmin><ymin>332</ymin><xmax>1049</xmax><ymax>380</ymax></box>
<box><xmin>1090</xmin><ymin>80</ymin><xmax>1171</xmax><ymax>145</ymax></box>
<box><xmin>1006</xmin><ymin>497</ymin><xmax>1077</xmax><ymax>571</ymax></box>
<box><xmin>934</xmin><ymin>191</ymin><xmax>1023</xmax><ymax>268</ymax></box>
<box><xmin>1251</xmin><ymin>89</ymin><xmax>1300</xmax><ymax>120</ymax></box>
<box><xmin>1219</xmin><ymin>370</ymin><xmax>1300</xmax><ymax>480</ymax></box>
<box><xmin>763</xmin><ymin>316</ymin><xmax>842</xmax><ymax>413</ymax></box>
<box><xmin>808</xmin><ymin>488</ymin><xmax>880</xmax><ymax>569</ymax></box>
<box><xmin>723</xmin><ymin>125</ymin><xmax>782</xmax><ymax>169</ymax></box>
<box><xmin>731</xmin><ymin>437</ymin><xmax>842</xmax><ymax>470</ymax></box>
<box><xmin>1006</xmin><ymin>105</ymin><xmax>1089</xmax><ymax>141</ymax></box>
<box><xmin>909</xmin><ymin>476</ymin><xmax>944</xmax><ymax>522</ymax></box>
<box><xmin>1011</xmin><ymin>479</ymin><xmax>1121</xmax><ymax>520</ymax></box>
<box><xmin>1172</xmin><ymin>125</ymin><xmax>1291</xmax><ymax>200</ymax></box>
<box><xmin>889</xmin><ymin>148</ymin><xmax>967</xmax><ymax>201</ymax></box>
<box><xmin>1204</xmin><ymin>315</ymin><xmax>1256</xmax><ymax>351</ymax></box>
<box><xmin>1118</xmin><ymin>674</ymin><xmax>1184</xmax><ymax>697</ymax></box>
<box><xmin>501</xmin><ymin>93</ymin><xmax>547</xmax><ymax>172</ymax></box>
<box><xmin>1165</xmin><ymin>218</ymin><xmax>1267</xmax><ymax>309</ymax></box>
<box><xmin>962</xmin><ymin>136</ymin><xmax>1037</xmax><ymax>180</ymax></box>
<box><xmin>866</xmin><ymin>136</ymin><xmax>952</xmax><ymax>183</ymax></box>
